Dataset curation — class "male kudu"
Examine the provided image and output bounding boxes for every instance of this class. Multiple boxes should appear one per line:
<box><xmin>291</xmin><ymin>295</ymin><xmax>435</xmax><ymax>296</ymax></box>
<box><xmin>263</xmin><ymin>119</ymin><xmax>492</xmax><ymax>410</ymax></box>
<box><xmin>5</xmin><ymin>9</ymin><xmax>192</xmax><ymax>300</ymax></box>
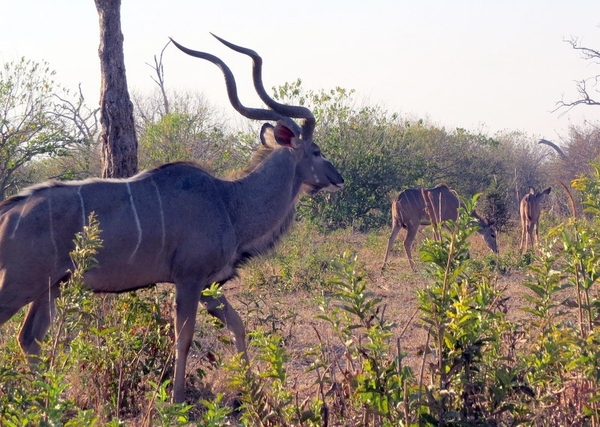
<box><xmin>519</xmin><ymin>187</ymin><xmax>551</xmax><ymax>252</ymax></box>
<box><xmin>0</xmin><ymin>35</ymin><xmax>344</xmax><ymax>403</ymax></box>
<box><xmin>382</xmin><ymin>184</ymin><xmax>498</xmax><ymax>269</ymax></box>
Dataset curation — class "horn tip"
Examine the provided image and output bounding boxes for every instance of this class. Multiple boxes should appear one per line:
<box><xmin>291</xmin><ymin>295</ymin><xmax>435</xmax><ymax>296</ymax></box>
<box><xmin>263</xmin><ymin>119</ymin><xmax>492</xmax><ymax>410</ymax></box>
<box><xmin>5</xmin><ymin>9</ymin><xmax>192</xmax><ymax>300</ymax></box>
<box><xmin>211</xmin><ymin>32</ymin><xmax>225</xmax><ymax>43</ymax></box>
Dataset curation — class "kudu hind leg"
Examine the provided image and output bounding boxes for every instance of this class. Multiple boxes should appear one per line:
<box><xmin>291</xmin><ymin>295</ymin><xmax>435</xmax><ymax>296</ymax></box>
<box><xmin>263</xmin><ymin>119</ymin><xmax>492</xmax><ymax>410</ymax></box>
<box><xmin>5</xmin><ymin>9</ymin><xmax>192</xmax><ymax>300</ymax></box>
<box><xmin>0</xmin><ymin>274</ymin><xmax>25</xmax><ymax>327</ymax></box>
<box><xmin>519</xmin><ymin>223</ymin><xmax>527</xmax><ymax>252</ymax></box>
<box><xmin>524</xmin><ymin>222</ymin><xmax>536</xmax><ymax>252</ymax></box>
<box><xmin>404</xmin><ymin>225</ymin><xmax>418</xmax><ymax>270</ymax></box>
<box><xmin>0</xmin><ymin>302</ymin><xmax>26</xmax><ymax>330</ymax></box>
<box><xmin>202</xmin><ymin>293</ymin><xmax>248</xmax><ymax>364</ymax></box>
<box><xmin>18</xmin><ymin>284</ymin><xmax>61</xmax><ymax>358</ymax></box>
<box><xmin>0</xmin><ymin>281</ymin><xmax>28</xmax><ymax>327</ymax></box>
<box><xmin>382</xmin><ymin>224</ymin><xmax>402</xmax><ymax>269</ymax></box>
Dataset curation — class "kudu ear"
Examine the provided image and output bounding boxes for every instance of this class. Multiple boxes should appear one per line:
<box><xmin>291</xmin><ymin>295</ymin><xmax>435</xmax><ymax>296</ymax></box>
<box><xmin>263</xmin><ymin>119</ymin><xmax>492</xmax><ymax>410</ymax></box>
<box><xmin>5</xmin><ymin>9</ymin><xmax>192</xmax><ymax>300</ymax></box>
<box><xmin>471</xmin><ymin>210</ymin><xmax>493</xmax><ymax>225</ymax></box>
<box><xmin>272</xmin><ymin>121</ymin><xmax>300</xmax><ymax>149</ymax></box>
<box><xmin>542</xmin><ymin>187</ymin><xmax>551</xmax><ymax>196</ymax></box>
<box><xmin>259</xmin><ymin>123</ymin><xmax>275</xmax><ymax>147</ymax></box>
<box><xmin>260</xmin><ymin>122</ymin><xmax>299</xmax><ymax>149</ymax></box>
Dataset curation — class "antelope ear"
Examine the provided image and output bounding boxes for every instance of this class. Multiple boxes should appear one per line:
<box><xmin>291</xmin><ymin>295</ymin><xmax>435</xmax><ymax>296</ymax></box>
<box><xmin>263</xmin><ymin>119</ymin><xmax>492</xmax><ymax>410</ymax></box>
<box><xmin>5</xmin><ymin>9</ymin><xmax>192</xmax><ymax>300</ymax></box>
<box><xmin>273</xmin><ymin>121</ymin><xmax>300</xmax><ymax>148</ymax></box>
<box><xmin>259</xmin><ymin>123</ymin><xmax>275</xmax><ymax>147</ymax></box>
<box><xmin>542</xmin><ymin>187</ymin><xmax>551</xmax><ymax>195</ymax></box>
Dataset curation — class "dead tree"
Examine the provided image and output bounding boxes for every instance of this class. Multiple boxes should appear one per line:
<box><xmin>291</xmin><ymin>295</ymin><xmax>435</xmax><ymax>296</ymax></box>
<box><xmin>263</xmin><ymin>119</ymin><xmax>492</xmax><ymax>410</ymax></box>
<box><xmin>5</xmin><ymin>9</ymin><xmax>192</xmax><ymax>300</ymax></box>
<box><xmin>95</xmin><ymin>0</ymin><xmax>138</xmax><ymax>178</ymax></box>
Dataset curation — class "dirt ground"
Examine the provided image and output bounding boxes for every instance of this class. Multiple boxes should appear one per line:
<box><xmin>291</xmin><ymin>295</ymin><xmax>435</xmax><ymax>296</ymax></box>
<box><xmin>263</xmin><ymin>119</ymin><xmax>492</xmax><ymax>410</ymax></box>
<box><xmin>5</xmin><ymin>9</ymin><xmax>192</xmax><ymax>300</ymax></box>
<box><xmin>185</xmin><ymin>228</ymin><xmax>534</xmax><ymax>408</ymax></box>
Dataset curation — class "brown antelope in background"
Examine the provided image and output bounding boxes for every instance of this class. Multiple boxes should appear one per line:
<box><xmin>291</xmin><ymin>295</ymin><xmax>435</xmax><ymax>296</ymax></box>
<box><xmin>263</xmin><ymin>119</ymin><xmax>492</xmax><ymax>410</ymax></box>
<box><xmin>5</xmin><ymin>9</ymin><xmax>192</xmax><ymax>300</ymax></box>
<box><xmin>519</xmin><ymin>187</ymin><xmax>551</xmax><ymax>252</ymax></box>
<box><xmin>0</xmin><ymin>35</ymin><xmax>344</xmax><ymax>403</ymax></box>
<box><xmin>382</xmin><ymin>184</ymin><xmax>498</xmax><ymax>270</ymax></box>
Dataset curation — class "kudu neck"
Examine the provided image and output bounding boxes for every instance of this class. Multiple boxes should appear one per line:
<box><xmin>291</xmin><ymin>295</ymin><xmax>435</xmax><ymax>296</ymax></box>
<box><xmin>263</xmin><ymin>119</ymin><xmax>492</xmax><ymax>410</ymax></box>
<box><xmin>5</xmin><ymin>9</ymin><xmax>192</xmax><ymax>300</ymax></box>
<box><xmin>225</xmin><ymin>148</ymin><xmax>302</xmax><ymax>246</ymax></box>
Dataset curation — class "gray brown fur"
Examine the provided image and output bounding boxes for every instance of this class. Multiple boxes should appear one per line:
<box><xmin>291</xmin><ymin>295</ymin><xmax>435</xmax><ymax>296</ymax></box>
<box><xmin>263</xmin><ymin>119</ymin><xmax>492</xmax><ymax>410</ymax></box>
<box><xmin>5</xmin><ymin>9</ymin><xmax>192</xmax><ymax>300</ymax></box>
<box><xmin>382</xmin><ymin>184</ymin><xmax>498</xmax><ymax>269</ymax></box>
<box><xmin>0</xmin><ymin>36</ymin><xmax>343</xmax><ymax>403</ymax></box>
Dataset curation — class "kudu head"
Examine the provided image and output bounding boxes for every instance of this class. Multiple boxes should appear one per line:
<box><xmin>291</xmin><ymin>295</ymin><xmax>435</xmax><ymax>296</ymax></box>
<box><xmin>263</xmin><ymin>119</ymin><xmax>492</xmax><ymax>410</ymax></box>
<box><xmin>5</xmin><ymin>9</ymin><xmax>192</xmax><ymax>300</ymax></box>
<box><xmin>170</xmin><ymin>35</ymin><xmax>344</xmax><ymax>195</ymax></box>
<box><xmin>471</xmin><ymin>211</ymin><xmax>499</xmax><ymax>254</ymax></box>
<box><xmin>529</xmin><ymin>186</ymin><xmax>551</xmax><ymax>199</ymax></box>
<box><xmin>523</xmin><ymin>187</ymin><xmax>552</xmax><ymax>222</ymax></box>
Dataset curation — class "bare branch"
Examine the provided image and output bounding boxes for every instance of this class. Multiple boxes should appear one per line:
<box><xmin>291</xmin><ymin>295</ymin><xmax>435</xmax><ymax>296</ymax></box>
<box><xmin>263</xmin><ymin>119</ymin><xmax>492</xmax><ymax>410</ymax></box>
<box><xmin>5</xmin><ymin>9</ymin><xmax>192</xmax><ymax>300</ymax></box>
<box><xmin>565</xmin><ymin>35</ymin><xmax>600</xmax><ymax>63</ymax></box>
<box><xmin>145</xmin><ymin>40</ymin><xmax>171</xmax><ymax>117</ymax></box>
<box><xmin>554</xmin><ymin>35</ymin><xmax>600</xmax><ymax>114</ymax></box>
<box><xmin>52</xmin><ymin>84</ymin><xmax>100</xmax><ymax>145</ymax></box>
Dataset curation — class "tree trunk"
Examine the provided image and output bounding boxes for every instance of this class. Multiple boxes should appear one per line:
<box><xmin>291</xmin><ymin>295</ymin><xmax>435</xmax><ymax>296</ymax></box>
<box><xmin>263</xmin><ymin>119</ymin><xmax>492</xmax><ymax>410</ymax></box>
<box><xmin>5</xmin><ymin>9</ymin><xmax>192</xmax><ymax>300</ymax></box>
<box><xmin>95</xmin><ymin>0</ymin><xmax>138</xmax><ymax>178</ymax></box>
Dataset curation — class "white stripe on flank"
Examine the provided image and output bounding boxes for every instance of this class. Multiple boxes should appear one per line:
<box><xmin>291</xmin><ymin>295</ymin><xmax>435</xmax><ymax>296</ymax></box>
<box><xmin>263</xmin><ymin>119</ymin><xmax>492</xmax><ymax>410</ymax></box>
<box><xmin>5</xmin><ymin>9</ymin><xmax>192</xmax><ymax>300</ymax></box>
<box><xmin>126</xmin><ymin>182</ymin><xmax>143</xmax><ymax>262</ymax></box>
<box><xmin>150</xmin><ymin>178</ymin><xmax>166</xmax><ymax>253</ymax></box>
<box><xmin>77</xmin><ymin>186</ymin><xmax>86</xmax><ymax>227</ymax></box>
<box><xmin>10</xmin><ymin>194</ymin><xmax>32</xmax><ymax>239</ymax></box>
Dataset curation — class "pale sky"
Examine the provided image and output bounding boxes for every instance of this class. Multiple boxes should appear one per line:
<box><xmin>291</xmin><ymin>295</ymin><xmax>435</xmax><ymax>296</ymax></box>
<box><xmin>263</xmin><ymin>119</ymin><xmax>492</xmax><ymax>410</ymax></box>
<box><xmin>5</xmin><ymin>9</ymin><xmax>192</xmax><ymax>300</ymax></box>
<box><xmin>2</xmin><ymin>1</ymin><xmax>600</xmax><ymax>141</ymax></box>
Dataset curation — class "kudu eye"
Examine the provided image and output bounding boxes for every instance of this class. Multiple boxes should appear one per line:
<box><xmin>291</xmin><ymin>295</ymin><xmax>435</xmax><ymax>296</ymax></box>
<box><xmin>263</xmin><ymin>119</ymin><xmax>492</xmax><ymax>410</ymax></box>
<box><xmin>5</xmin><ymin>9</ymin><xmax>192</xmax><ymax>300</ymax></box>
<box><xmin>313</xmin><ymin>150</ymin><xmax>321</xmax><ymax>157</ymax></box>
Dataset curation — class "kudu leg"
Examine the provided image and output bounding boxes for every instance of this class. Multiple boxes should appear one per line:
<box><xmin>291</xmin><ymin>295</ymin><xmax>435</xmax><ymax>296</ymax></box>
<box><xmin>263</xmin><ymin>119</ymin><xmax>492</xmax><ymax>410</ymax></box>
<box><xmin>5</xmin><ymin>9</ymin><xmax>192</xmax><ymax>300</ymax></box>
<box><xmin>18</xmin><ymin>285</ymin><xmax>60</xmax><ymax>358</ymax></box>
<box><xmin>404</xmin><ymin>226</ymin><xmax>418</xmax><ymax>270</ymax></box>
<box><xmin>0</xmin><ymin>281</ymin><xmax>28</xmax><ymax>327</ymax></box>
<box><xmin>531</xmin><ymin>224</ymin><xmax>538</xmax><ymax>249</ymax></box>
<box><xmin>0</xmin><ymin>302</ymin><xmax>27</xmax><ymax>332</ymax></box>
<box><xmin>525</xmin><ymin>222</ymin><xmax>536</xmax><ymax>252</ymax></box>
<box><xmin>519</xmin><ymin>218</ymin><xmax>531</xmax><ymax>252</ymax></box>
<box><xmin>382</xmin><ymin>225</ymin><xmax>402</xmax><ymax>269</ymax></box>
<box><xmin>0</xmin><ymin>305</ymin><xmax>21</xmax><ymax>328</ymax></box>
<box><xmin>519</xmin><ymin>221</ymin><xmax>528</xmax><ymax>252</ymax></box>
<box><xmin>202</xmin><ymin>294</ymin><xmax>248</xmax><ymax>364</ymax></box>
<box><xmin>173</xmin><ymin>283</ymin><xmax>202</xmax><ymax>403</ymax></box>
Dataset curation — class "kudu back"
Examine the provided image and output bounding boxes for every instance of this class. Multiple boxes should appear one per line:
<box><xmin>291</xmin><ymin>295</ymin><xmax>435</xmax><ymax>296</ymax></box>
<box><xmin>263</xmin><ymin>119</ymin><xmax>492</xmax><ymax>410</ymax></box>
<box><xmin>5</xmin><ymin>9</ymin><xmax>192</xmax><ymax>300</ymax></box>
<box><xmin>519</xmin><ymin>186</ymin><xmax>551</xmax><ymax>252</ymax></box>
<box><xmin>382</xmin><ymin>184</ymin><xmax>498</xmax><ymax>269</ymax></box>
<box><xmin>0</xmin><ymin>35</ymin><xmax>343</xmax><ymax>403</ymax></box>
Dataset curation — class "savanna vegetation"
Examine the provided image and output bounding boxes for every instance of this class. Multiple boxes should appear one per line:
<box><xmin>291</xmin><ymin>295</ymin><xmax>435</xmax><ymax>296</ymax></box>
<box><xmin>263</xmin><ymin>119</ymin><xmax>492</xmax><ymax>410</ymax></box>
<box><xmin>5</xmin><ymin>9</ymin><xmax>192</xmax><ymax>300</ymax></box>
<box><xmin>1</xmin><ymin>46</ymin><xmax>600</xmax><ymax>426</ymax></box>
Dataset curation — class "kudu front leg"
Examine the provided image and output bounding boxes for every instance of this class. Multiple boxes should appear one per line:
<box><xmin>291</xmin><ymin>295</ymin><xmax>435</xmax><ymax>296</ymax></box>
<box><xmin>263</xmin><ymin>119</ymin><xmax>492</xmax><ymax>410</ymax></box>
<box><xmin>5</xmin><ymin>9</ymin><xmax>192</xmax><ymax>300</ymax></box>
<box><xmin>202</xmin><ymin>293</ymin><xmax>248</xmax><ymax>365</ymax></box>
<box><xmin>173</xmin><ymin>283</ymin><xmax>202</xmax><ymax>403</ymax></box>
<box><xmin>529</xmin><ymin>224</ymin><xmax>538</xmax><ymax>251</ymax></box>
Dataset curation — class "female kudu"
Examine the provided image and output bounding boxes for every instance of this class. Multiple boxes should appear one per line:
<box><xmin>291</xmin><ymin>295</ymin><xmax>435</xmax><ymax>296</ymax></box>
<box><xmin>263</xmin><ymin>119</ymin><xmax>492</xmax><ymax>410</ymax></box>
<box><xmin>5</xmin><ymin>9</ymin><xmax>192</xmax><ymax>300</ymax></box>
<box><xmin>382</xmin><ymin>184</ymin><xmax>498</xmax><ymax>269</ymax></box>
<box><xmin>519</xmin><ymin>187</ymin><xmax>551</xmax><ymax>252</ymax></box>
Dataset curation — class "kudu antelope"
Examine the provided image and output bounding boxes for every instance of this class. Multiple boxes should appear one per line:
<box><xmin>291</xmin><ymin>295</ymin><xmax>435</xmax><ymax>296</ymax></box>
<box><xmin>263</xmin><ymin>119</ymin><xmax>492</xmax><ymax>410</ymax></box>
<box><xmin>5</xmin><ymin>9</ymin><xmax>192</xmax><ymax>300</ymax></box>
<box><xmin>519</xmin><ymin>187</ymin><xmax>551</xmax><ymax>252</ymax></box>
<box><xmin>382</xmin><ymin>184</ymin><xmax>498</xmax><ymax>269</ymax></box>
<box><xmin>0</xmin><ymin>35</ymin><xmax>343</xmax><ymax>403</ymax></box>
